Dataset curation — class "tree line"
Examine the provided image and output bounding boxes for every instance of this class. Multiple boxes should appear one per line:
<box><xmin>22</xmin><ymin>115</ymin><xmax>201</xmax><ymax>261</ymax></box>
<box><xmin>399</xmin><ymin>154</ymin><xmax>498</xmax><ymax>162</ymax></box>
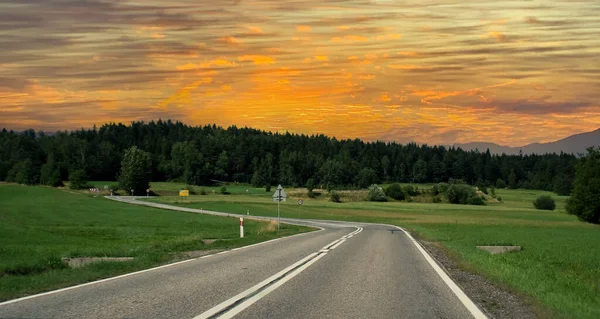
<box><xmin>0</xmin><ymin>120</ymin><xmax>578</xmax><ymax>195</ymax></box>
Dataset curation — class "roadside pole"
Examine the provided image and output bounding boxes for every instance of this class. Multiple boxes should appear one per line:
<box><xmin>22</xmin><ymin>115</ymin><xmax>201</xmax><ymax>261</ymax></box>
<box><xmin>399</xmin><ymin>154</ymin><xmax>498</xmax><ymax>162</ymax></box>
<box><xmin>272</xmin><ymin>185</ymin><xmax>286</xmax><ymax>231</ymax></box>
<box><xmin>240</xmin><ymin>218</ymin><xmax>244</xmax><ymax>238</ymax></box>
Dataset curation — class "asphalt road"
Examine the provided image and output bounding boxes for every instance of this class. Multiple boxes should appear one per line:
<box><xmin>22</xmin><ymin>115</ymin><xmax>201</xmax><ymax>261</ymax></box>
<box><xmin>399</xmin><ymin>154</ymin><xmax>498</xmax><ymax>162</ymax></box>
<box><xmin>0</xmin><ymin>197</ymin><xmax>486</xmax><ymax>319</ymax></box>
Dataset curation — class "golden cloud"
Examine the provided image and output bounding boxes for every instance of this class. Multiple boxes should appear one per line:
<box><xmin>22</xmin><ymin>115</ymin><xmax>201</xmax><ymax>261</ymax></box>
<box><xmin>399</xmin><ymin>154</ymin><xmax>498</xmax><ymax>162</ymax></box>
<box><xmin>375</xmin><ymin>34</ymin><xmax>402</xmax><ymax>41</ymax></box>
<box><xmin>296</xmin><ymin>25</ymin><xmax>312</xmax><ymax>33</ymax></box>
<box><xmin>332</xmin><ymin>35</ymin><xmax>369</xmax><ymax>42</ymax></box>
<box><xmin>238</xmin><ymin>55</ymin><xmax>276</xmax><ymax>65</ymax></box>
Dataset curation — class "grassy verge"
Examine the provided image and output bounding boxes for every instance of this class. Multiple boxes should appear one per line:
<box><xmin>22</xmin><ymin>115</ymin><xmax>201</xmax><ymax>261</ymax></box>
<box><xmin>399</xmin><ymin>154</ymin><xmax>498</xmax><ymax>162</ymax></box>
<box><xmin>0</xmin><ymin>184</ymin><xmax>312</xmax><ymax>302</ymax></box>
<box><xmin>149</xmin><ymin>187</ymin><xmax>600</xmax><ymax>318</ymax></box>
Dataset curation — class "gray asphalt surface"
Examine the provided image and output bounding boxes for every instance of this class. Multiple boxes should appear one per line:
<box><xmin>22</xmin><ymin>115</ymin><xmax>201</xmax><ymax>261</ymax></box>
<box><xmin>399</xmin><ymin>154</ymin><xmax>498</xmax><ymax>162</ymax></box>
<box><xmin>0</xmin><ymin>197</ymin><xmax>480</xmax><ymax>319</ymax></box>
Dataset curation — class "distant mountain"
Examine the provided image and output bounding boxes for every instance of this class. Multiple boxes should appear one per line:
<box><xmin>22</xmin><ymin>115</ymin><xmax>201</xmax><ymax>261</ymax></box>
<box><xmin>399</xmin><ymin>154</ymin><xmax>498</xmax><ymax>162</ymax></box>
<box><xmin>455</xmin><ymin>128</ymin><xmax>600</xmax><ymax>155</ymax></box>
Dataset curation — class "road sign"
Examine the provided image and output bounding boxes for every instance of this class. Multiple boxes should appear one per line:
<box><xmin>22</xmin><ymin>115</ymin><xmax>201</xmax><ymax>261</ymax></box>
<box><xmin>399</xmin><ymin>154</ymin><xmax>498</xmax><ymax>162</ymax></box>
<box><xmin>179</xmin><ymin>190</ymin><xmax>190</xmax><ymax>197</ymax></box>
<box><xmin>272</xmin><ymin>185</ymin><xmax>287</xmax><ymax>202</ymax></box>
<box><xmin>298</xmin><ymin>199</ymin><xmax>303</xmax><ymax>205</ymax></box>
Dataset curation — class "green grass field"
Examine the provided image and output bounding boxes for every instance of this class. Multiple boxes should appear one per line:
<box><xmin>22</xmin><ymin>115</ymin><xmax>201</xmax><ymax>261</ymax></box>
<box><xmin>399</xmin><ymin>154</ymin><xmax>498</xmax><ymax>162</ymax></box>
<box><xmin>148</xmin><ymin>186</ymin><xmax>600</xmax><ymax>319</ymax></box>
<box><xmin>0</xmin><ymin>184</ymin><xmax>311</xmax><ymax>301</ymax></box>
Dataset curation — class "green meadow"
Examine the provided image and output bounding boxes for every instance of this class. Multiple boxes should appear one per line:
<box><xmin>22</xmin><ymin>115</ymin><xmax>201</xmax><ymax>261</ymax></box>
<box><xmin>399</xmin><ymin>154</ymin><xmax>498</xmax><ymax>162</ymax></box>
<box><xmin>0</xmin><ymin>184</ymin><xmax>311</xmax><ymax>301</ymax></box>
<box><xmin>149</xmin><ymin>185</ymin><xmax>600</xmax><ymax>319</ymax></box>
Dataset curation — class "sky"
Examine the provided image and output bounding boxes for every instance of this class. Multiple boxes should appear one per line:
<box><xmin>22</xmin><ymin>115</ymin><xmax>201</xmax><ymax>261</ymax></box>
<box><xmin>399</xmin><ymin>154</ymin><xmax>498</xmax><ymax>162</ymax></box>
<box><xmin>1</xmin><ymin>0</ymin><xmax>599</xmax><ymax>146</ymax></box>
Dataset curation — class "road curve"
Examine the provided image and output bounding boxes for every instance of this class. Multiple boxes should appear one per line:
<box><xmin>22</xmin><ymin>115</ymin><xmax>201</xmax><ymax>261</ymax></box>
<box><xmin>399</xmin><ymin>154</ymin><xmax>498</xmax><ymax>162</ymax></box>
<box><xmin>0</xmin><ymin>197</ymin><xmax>487</xmax><ymax>319</ymax></box>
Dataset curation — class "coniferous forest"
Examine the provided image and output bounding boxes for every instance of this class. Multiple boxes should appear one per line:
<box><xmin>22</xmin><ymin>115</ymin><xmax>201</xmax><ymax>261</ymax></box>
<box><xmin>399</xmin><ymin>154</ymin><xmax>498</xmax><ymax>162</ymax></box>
<box><xmin>0</xmin><ymin>120</ymin><xmax>577</xmax><ymax>195</ymax></box>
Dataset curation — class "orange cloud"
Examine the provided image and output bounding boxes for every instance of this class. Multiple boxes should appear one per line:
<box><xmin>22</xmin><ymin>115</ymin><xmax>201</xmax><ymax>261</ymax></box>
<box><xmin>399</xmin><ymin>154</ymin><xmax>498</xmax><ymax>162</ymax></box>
<box><xmin>238</xmin><ymin>55</ymin><xmax>276</xmax><ymax>65</ymax></box>
<box><xmin>332</xmin><ymin>35</ymin><xmax>369</xmax><ymax>42</ymax></box>
<box><xmin>412</xmin><ymin>80</ymin><xmax>516</xmax><ymax>104</ymax></box>
<box><xmin>484</xmin><ymin>31</ymin><xmax>508</xmax><ymax>42</ymax></box>
<box><xmin>199</xmin><ymin>58</ymin><xmax>237</xmax><ymax>68</ymax></box>
<box><xmin>156</xmin><ymin>78</ymin><xmax>213</xmax><ymax>109</ymax></box>
<box><xmin>397</xmin><ymin>51</ymin><xmax>419</xmax><ymax>57</ymax></box>
<box><xmin>375</xmin><ymin>34</ymin><xmax>402</xmax><ymax>41</ymax></box>
<box><xmin>314</xmin><ymin>55</ymin><xmax>329</xmax><ymax>62</ymax></box>
<box><xmin>379</xmin><ymin>93</ymin><xmax>392</xmax><ymax>102</ymax></box>
<box><xmin>388</xmin><ymin>64</ymin><xmax>425</xmax><ymax>70</ymax></box>
<box><xmin>220</xmin><ymin>36</ymin><xmax>240</xmax><ymax>45</ymax></box>
<box><xmin>358</xmin><ymin>75</ymin><xmax>376</xmax><ymax>80</ymax></box>
<box><xmin>245</xmin><ymin>26</ymin><xmax>264</xmax><ymax>34</ymax></box>
<box><xmin>296</xmin><ymin>25</ymin><xmax>312</xmax><ymax>32</ymax></box>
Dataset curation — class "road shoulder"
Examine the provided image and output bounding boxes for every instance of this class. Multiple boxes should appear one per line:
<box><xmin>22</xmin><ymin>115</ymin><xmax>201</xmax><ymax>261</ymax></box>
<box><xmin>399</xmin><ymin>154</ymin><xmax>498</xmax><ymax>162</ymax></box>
<box><xmin>416</xmin><ymin>238</ymin><xmax>542</xmax><ymax>319</ymax></box>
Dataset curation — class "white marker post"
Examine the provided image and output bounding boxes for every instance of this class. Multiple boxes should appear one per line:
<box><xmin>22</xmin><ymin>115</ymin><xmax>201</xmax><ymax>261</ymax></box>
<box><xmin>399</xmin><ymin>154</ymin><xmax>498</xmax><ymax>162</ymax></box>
<box><xmin>240</xmin><ymin>218</ymin><xmax>244</xmax><ymax>238</ymax></box>
<box><xmin>146</xmin><ymin>188</ymin><xmax>150</xmax><ymax>197</ymax></box>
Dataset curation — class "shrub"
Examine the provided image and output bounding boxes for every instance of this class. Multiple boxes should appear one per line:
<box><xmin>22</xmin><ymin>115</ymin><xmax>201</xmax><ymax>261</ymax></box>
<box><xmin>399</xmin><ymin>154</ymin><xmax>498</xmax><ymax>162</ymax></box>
<box><xmin>477</xmin><ymin>185</ymin><xmax>488</xmax><ymax>195</ymax></box>
<box><xmin>496</xmin><ymin>178</ymin><xmax>507</xmax><ymax>189</ymax></box>
<box><xmin>306</xmin><ymin>178</ymin><xmax>315</xmax><ymax>197</ymax></box>
<box><xmin>446</xmin><ymin>184</ymin><xmax>476</xmax><ymax>205</ymax></box>
<box><xmin>330</xmin><ymin>191</ymin><xmax>341</xmax><ymax>203</ymax></box>
<box><xmin>448</xmin><ymin>178</ymin><xmax>466</xmax><ymax>185</ymax></box>
<box><xmin>220</xmin><ymin>186</ymin><xmax>227</xmax><ymax>194</ymax></box>
<box><xmin>367</xmin><ymin>184</ymin><xmax>387</xmax><ymax>202</ymax></box>
<box><xmin>199</xmin><ymin>187</ymin><xmax>207</xmax><ymax>195</ymax></box>
<box><xmin>402</xmin><ymin>185</ymin><xmax>419</xmax><ymax>196</ymax></box>
<box><xmin>265</xmin><ymin>184</ymin><xmax>271</xmax><ymax>192</ymax></box>
<box><xmin>468</xmin><ymin>195</ymin><xmax>486</xmax><ymax>206</ymax></box>
<box><xmin>385</xmin><ymin>183</ymin><xmax>405</xmax><ymax>200</ymax></box>
<box><xmin>432</xmin><ymin>183</ymin><xmax>450</xmax><ymax>195</ymax></box>
<box><xmin>534</xmin><ymin>195</ymin><xmax>556</xmax><ymax>211</ymax></box>
<box><xmin>68</xmin><ymin>169</ymin><xmax>89</xmax><ymax>190</ymax></box>
<box><xmin>490</xmin><ymin>187</ymin><xmax>496</xmax><ymax>198</ymax></box>
<box><xmin>432</xmin><ymin>195</ymin><xmax>442</xmax><ymax>203</ymax></box>
<box><xmin>497</xmin><ymin>196</ymin><xmax>502</xmax><ymax>202</ymax></box>
<box><xmin>184</xmin><ymin>185</ymin><xmax>196</xmax><ymax>194</ymax></box>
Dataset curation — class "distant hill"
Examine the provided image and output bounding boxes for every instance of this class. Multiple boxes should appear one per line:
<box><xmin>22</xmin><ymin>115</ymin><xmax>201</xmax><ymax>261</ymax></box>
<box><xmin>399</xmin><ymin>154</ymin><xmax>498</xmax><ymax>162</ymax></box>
<box><xmin>455</xmin><ymin>128</ymin><xmax>600</xmax><ymax>155</ymax></box>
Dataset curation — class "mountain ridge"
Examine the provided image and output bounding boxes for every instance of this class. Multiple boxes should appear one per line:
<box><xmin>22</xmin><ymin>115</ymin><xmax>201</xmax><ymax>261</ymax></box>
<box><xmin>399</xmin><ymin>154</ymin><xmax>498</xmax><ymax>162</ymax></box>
<box><xmin>454</xmin><ymin>128</ymin><xmax>600</xmax><ymax>155</ymax></box>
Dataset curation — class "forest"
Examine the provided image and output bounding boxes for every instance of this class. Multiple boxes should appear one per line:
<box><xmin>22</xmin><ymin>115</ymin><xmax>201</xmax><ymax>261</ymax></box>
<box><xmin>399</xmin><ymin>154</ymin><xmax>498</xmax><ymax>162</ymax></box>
<box><xmin>0</xmin><ymin>120</ymin><xmax>577</xmax><ymax>195</ymax></box>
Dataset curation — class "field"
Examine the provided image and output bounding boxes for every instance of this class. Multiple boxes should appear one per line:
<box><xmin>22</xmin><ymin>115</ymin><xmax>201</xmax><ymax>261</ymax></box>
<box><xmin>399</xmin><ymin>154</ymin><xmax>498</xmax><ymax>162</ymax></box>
<box><xmin>147</xmin><ymin>184</ymin><xmax>600</xmax><ymax>319</ymax></box>
<box><xmin>0</xmin><ymin>184</ymin><xmax>311</xmax><ymax>301</ymax></box>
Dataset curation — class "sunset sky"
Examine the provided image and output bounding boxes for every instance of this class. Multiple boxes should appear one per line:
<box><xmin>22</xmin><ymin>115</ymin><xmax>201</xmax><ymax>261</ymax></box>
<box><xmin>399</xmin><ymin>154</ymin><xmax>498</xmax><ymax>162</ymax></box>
<box><xmin>1</xmin><ymin>0</ymin><xmax>599</xmax><ymax>146</ymax></box>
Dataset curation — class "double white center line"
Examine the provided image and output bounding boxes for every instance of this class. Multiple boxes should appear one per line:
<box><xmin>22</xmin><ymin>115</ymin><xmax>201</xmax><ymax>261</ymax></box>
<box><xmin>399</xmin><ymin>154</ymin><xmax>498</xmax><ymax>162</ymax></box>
<box><xmin>194</xmin><ymin>227</ymin><xmax>363</xmax><ymax>319</ymax></box>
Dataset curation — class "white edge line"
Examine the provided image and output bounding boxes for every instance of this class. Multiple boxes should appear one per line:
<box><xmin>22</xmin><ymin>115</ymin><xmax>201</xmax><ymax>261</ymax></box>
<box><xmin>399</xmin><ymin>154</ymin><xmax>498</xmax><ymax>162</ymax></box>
<box><xmin>386</xmin><ymin>224</ymin><xmax>488</xmax><ymax>319</ymax></box>
<box><xmin>0</xmin><ymin>226</ymin><xmax>325</xmax><ymax>307</ymax></box>
<box><xmin>218</xmin><ymin>253</ymin><xmax>328</xmax><ymax>319</ymax></box>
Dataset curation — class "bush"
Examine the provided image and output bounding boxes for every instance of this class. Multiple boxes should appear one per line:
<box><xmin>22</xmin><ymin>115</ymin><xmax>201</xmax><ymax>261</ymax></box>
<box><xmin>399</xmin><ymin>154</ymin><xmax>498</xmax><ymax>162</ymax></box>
<box><xmin>306</xmin><ymin>178</ymin><xmax>314</xmax><ymax>197</ymax></box>
<box><xmin>496</xmin><ymin>178</ymin><xmax>507</xmax><ymax>189</ymax></box>
<box><xmin>468</xmin><ymin>195</ymin><xmax>486</xmax><ymax>206</ymax></box>
<box><xmin>432</xmin><ymin>183</ymin><xmax>450</xmax><ymax>195</ymax></box>
<box><xmin>477</xmin><ymin>185</ymin><xmax>488</xmax><ymax>195</ymax></box>
<box><xmin>402</xmin><ymin>185</ymin><xmax>419</xmax><ymax>196</ymax></box>
<box><xmin>497</xmin><ymin>196</ymin><xmax>502</xmax><ymax>202</ymax></box>
<box><xmin>432</xmin><ymin>195</ymin><xmax>442</xmax><ymax>203</ymax></box>
<box><xmin>385</xmin><ymin>183</ymin><xmax>405</xmax><ymax>200</ymax></box>
<box><xmin>534</xmin><ymin>195</ymin><xmax>556</xmax><ymax>211</ymax></box>
<box><xmin>330</xmin><ymin>191</ymin><xmax>341</xmax><ymax>203</ymax></box>
<box><xmin>367</xmin><ymin>184</ymin><xmax>387</xmax><ymax>202</ymax></box>
<box><xmin>446</xmin><ymin>184</ymin><xmax>477</xmax><ymax>205</ymax></box>
<box><xmin>199</xmin><ymin>187</ymin><xmax>207</xmax><ymax>195</ymax></box>
<box><xmin>448</xmin><ymin>178</ymin><xmax>466</xmax><ymax>185</ymax></box>
<box><xmin>490</xmin><ymin>187</ymin><xmax>496</xmax><ymax>198</ymax></box>
<box><xmin>68</xmin><ymin>169</ymin><xmax>89</xmax><ymax>190</ymax></box>
<box><xmin>265</xmin><ymin>185</ymin><xmax>271</xmax><ymax>192</ymax></box>
<box><xmin>566</xmin><ymin>148</ymin><xmax>600</xmax><ymax>224</ymax></box>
